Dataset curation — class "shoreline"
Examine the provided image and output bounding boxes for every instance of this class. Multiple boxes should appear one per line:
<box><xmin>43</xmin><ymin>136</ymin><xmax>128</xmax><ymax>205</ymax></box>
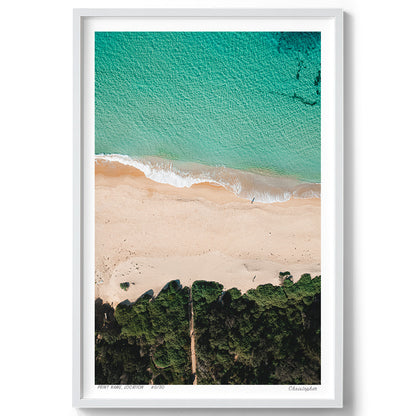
<box><xmin>95</xmin><ymin>154</ymin><xmax>321</xmax><ymax>203</ymax></box>
<box><xmin>95</xmin><ymin>160</ymin><xmax>321</xmax><ymax>305</ymax></box>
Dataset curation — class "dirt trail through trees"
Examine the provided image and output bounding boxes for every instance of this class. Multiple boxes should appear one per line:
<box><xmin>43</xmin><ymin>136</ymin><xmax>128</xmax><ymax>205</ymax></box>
<box><xmin>189</xmin><ymin>288</ymin><xmax>197</xmax><ymax>385</ymax></box>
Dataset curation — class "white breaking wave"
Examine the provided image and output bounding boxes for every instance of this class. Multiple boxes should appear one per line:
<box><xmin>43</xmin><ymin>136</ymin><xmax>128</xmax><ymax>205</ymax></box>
<box><xmin>95</xmin><ymin>154</ymin><xmax>321</xmax><ymax>203</ymax></box>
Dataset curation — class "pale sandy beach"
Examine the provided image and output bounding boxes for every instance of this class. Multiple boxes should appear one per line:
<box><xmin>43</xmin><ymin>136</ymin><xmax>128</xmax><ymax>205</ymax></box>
<box><xmin>95</xmin><ymin>160</ymin><xmax>321</xmax><ymax>306</ymax></box>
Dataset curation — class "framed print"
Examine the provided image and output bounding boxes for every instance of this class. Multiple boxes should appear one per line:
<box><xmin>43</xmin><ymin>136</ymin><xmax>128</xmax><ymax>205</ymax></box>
<box><xmin>73</xmin><ymin>8</ymin><xmax>343</xmax><ymax>408</ymax></box>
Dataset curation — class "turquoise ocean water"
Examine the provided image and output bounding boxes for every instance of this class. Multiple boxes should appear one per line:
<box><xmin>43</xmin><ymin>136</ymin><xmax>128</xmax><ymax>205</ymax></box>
<box><xmin>95</xmin><ymin>32</ymin><xmax>321</xmax><ymax>202</ymax></box>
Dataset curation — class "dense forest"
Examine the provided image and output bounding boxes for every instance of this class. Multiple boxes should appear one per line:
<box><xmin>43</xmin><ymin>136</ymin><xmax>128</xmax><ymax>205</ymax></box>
<box><xmin>95</xmin><ymin>280</ymin><xmax>192</xmax><ymax>384</ymax></box>
<box><xmin>95</xmin><ymin>274</ymin><xmax>321</xmax><ymax>385</ymax></box>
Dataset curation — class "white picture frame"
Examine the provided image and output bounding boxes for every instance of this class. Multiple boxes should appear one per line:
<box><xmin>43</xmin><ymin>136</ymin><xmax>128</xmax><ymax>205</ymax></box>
<box><xmin>73</xmin><ymin>8</ymin><xmax>343</xmax><ymax>408</ymax></box>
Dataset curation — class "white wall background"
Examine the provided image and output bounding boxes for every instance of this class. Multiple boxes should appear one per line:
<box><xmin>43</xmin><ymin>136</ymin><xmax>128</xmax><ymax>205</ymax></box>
<box><xmin>1</xmin><ymin>0</ymin><xmax>415</xmax><ymax>415</ymax></box>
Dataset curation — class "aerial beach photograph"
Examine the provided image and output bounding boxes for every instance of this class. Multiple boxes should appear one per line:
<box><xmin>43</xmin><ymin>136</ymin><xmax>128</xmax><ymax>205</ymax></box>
<box><xmin>94</xmin><ymin>31</ymin><xmax>322</xmax><ymax>385</ymax></box>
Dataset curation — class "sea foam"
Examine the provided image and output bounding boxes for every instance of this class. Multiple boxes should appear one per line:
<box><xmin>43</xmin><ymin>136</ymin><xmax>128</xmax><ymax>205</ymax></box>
<box><xmin>95</xmin><ymin>154</ymin><xmax>320</xmax><ymax>203</ymax></box>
